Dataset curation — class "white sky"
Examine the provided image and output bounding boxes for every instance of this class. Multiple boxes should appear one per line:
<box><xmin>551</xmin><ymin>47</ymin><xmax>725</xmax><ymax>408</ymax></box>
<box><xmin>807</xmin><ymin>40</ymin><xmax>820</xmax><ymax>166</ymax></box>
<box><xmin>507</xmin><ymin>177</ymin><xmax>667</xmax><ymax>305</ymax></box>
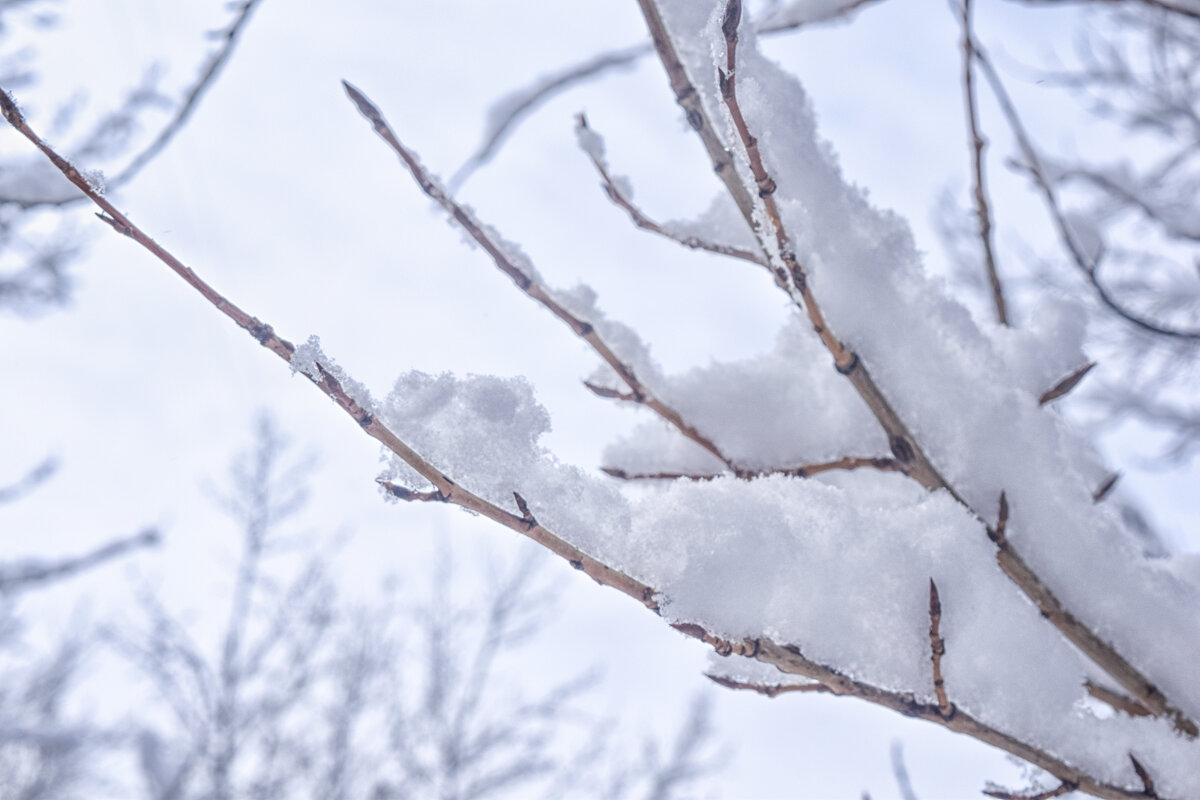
<box><xmin>2</xmin><ymin>0</ymin><xmax>1195</xmax><ymax>797</ymax></box>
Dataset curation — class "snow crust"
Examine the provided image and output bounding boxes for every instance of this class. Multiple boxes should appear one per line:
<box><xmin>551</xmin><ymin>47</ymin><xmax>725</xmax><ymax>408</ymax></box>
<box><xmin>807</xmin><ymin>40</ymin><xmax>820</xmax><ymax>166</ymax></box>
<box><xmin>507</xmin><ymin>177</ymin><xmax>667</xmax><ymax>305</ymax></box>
<box><xmin>362</xmin><ymin>2</ymin><xmax>1200</xmax><ymax>791</ymax></box>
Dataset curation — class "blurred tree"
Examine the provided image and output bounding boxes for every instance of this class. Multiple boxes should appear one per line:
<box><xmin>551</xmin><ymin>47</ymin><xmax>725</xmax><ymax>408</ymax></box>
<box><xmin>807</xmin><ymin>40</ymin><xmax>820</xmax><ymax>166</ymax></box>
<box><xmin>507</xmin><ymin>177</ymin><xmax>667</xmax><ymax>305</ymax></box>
<box><xmin>114</xmin><ymin>419</ymin><xmax>723</xmax><ymax>800</ymax></box>
<box><xmin>0</xmin><ymin>0</ymin><xmax>261</xmax><ymax>314</ymax></box>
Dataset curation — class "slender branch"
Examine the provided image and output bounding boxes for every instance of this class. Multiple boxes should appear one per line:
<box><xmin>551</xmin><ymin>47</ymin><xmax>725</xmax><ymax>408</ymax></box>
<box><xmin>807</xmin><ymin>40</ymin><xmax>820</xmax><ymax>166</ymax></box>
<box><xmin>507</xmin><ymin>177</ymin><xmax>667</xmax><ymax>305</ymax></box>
<box><xmin>984</xmin><ymin>781</ymin><xmax>1078</xmax><ymax>800</ymax></box>
<box><xmin>1006</xmin><ymin>0</ymin><xmax>1200</xmax><ymax>23</ymax></box>
<box><xmin>2</xmin><ymin>0</ymin><xmax>263</xmax><ymax>209</ymax></box>
<box><xmin>1084</xmin><ymin>681</ymin><xmax>1152</xmax><ymax>718</ymax></box>
<box><xmin>602</xmin><ymin>456</ymin><xmax>902</xmax><ymax>482</ymax></box>
<box><xmin>705</xmin><ymin>673</ymin><xmax>833</xmax><ymax>697</ymax></box>
<box><xmin>342</xmin><ymin>81</ymin><xmax>740</xmax><ymax>477</ymax></box>
<box><xmin>0</xmin><ymin>88</ymin><xmax>657</xmax><ymax>614</ymax></box>
<box><xmin>985</xmin><ymin>491</ymin><xmax>1197</xmax><ymax>736</ymax></box>
<box><xmin>1038</xmin><ymin>362</ymin><xmax>1096</xmax><ymax>406</ymax></box>
<box><xmin>0</xmin><ymin>456</ymin><xmax>57</xmax><ymax>504</ymax></box>
<box><xmin>0</xmin><ymin>528</ymin><xmax>159</xmax><ymax>592</ymax></box>
<box><xmin>1</xmin><ymin>83</ymin><xmax>1174</xmax><ymax>800</ymax></box>
<box><xmin>451</xmin><ymin>0</ymin><xmax>889</xmax><ymax>191</ymax></box>
<box><xmin>958</xmin><ymin>0</ymin><xmax>1008</xmax><ymax>325</ymax></box>
<box><xmin>928</xmin><ymin>579</ymin><xmax>954</xmax><ymax>719</ymax></box>
<box><xmin>972</xmin><ymin>44</ymin><xmax>1200</xmax><ymax>340</ymax></box>
<box><xmin>575</xmin><ymin>113</ymin><xmax>765</xmax><ymax>266</ymax></box>
<box><xmin>108</xmin><ymin>0</ymin><xmax>264</xmax><ymax>188</ymax></box>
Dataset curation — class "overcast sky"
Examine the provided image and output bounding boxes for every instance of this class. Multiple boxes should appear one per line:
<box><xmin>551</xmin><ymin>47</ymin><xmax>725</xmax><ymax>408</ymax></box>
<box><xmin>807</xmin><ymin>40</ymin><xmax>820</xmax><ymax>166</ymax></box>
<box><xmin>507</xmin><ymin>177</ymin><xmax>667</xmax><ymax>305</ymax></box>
<box><xmin>3</xmin><ymin>1</ymin><xmax>1195</xmax><ymax>797</ymax></box>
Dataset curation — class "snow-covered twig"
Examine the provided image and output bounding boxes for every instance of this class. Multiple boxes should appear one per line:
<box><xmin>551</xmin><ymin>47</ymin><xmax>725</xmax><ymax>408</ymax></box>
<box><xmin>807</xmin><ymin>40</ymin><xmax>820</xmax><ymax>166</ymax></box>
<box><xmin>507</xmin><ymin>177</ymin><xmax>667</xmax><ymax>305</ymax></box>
<box><xmin>343</xmin><ymin>81</ymin><xmax>740</xmax><ymax>476</ymax></box>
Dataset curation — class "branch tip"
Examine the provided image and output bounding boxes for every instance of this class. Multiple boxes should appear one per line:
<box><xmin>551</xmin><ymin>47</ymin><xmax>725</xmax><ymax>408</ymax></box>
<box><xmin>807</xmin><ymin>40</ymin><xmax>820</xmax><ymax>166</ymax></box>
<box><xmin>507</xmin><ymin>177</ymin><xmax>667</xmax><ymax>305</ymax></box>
<box><xmin>1038</xmin><ymin>362</ymin><xmax>1096</xmax><ymax>406</ymax></box>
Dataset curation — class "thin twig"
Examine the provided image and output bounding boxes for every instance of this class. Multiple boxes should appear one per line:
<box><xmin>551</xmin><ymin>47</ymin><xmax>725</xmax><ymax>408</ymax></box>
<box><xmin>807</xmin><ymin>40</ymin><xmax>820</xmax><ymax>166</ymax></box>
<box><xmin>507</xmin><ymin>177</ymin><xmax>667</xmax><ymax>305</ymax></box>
<box><xmin>972</xmin><ymin>44</ymin><xmax>1200</xmax><ymax>340</ymax></box>
<box><xmin>928</xmin><ymin>579</ymin><xmax>954</xmax><ymax>719</ymax></box>
<box><xmin>0</xmin><ymin>88</ymin><xmax>658</xmax><ymax>614</ymax></box>
<box><xmin>451</xmin><ymin>0</ymin><xmax>889</xmax><ymax>191</ymax></box>
<box><xmin>1084</xmin><ymin>681</ymin><xmax>1152</xmax><ymax>718</ymax></box>
<box><xmin>983</xmin><ymin>781</ymin><xmax>1078</xmax><ymax>800</ymax></box>
<box><xmin>958</xmin><ymin>0</ymin><xmax>1008</xmax><ymax>325</ymax></box>
<box><xmin>0</xmin><ymin>456</ymin><xmax>57</xmax><ymax>504</ymax></box>
<box><xmin>576</xmin><ymin>113</ymin><xmax>765</xmax><ymax>266</ymax></box>
<box><xmin>705</xmin><ymin>673</ymin><xmax>833</xmax><ymax>697</ymax></box>
<box><xmin>1038</xmin><ymin>362</ymin><xmax>1096</xmax><ymax>406</ymax></box>
<box><xmin>0</xmin><ymin>528</ymin><xmax>159</xmax><ymax>592</ymax></box>
<box><xmin>4</xmin><ymin>0</ymin><xmax>263</xmax><ymax>209</ymax></box>
<box><xmin>342</xmin><ymin>81</ymin><xmax>739</xmax><ymax>477</ymax></box>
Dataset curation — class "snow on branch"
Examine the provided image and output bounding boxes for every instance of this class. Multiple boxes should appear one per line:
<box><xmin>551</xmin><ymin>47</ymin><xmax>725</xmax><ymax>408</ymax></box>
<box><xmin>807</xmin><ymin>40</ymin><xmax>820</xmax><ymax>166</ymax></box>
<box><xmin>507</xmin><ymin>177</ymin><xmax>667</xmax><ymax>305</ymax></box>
<box><xmin>7</xmin><ymin>1</ymin><xmax>1200</xmax><ymax>794</ymax></box>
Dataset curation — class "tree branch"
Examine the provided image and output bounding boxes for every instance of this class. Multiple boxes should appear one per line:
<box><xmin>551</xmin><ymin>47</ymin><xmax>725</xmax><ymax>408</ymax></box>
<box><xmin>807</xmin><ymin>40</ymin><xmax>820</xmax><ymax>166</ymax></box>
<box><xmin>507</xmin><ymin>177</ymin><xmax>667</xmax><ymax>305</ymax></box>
<box><xmin>957</xmin><ymin>0</ymin><xmax>1008</xmax><ymax>325</ymax></box>
<box><xmin>575</xmin><ymin>113</ymin><xmax>765</xmax><ymax>266</ymax></box>
<box><xmin>0</xmin><ymin>528</ymin><xmax>159</xmax><ymax>592</ymax></box>
<box><xmin>971</xmin><ymin>44</ymin><xmax>1200</xmax><ymax>341</ymax></box>
<box><xmin>342</xmin><ymin>81</ymin><xmax>740</xmax><ymax>477</ymax></box>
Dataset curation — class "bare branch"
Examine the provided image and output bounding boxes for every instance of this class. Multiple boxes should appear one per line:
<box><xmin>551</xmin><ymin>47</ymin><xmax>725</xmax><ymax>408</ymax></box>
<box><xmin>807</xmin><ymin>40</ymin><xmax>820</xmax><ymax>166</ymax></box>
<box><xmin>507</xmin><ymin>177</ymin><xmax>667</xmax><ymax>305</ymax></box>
<box><xmin>705</xmin><ymin>673</ymin><xmax>833</xmax><ymax>697</ymax></box>
<box><xmin>971</xmin><ymin>45</ymin><xmax>1200</xmax><ymax>340</ymax></box>
<box><xmin>0</xmin><ymin>88</ymin><xmax>659</xmax><ymax>614</ymax></box>
<box><xmin>575</xmin><ymin>113</ymin><xmax>765</xmax><ymax>266</ymax></box>
<box><xmin>1038</xmin><ymin>362</ymin><xmax>1096</xmax><ymax>406</ymax></box>
<box><xmin>0</xmin><ymin>528</ymin><xmax>159</xmax><ymax>592</ymax></box>
<box><xmin>957</xmin><ymin>0</ymin><xmax>1008</xmax><ymax>325</ymax></box>
<box><xmin>1007</xmin><ymin>0</ymin><xmax>1200</xmax><ymax>23</ymax></box>
<box><xmin>0</xmin><ymin>455</ymin><xmax>57</xmax><ymax>504</ymax></box>
<box><xmin>450</xmin><ymin>1</ymin><xmax>889</xmax><ymax>191</ymax></box>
